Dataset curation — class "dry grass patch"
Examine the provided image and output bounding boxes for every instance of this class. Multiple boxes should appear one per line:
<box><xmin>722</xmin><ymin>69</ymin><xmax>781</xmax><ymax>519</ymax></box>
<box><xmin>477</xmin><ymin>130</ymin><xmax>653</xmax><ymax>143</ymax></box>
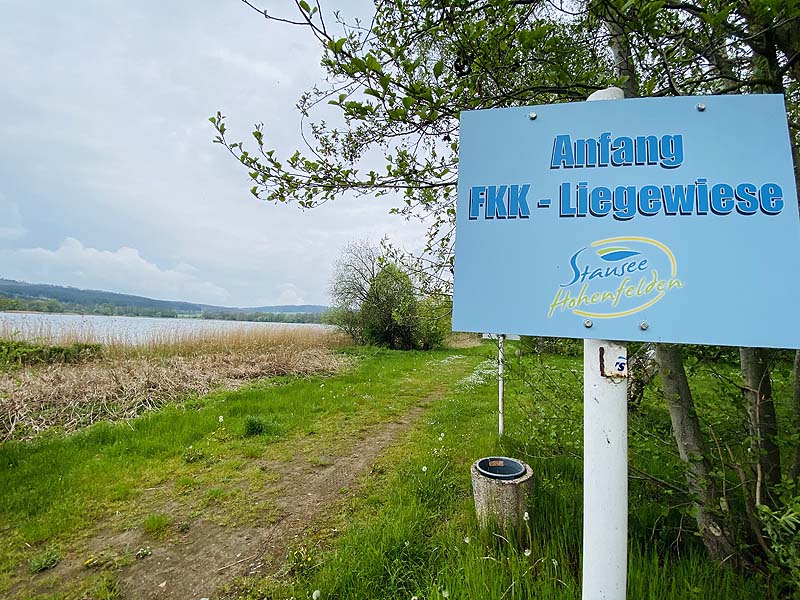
<box><xmin>0</xmin><ymin>327</ymin><xmax>351</xmax><ymax>440</ymax></box>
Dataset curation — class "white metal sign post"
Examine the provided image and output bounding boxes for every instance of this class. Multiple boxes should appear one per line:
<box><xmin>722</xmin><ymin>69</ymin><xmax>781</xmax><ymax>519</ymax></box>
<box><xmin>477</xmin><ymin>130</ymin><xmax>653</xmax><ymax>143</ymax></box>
<box><xmin>583</xmin><ymin>338</ymin><xmax>628</xmax><ymax>598</ymax></box>
<box><xmin>581</xmin><ymin>88</ymin><xmax>628</xmax><ymax>600</ymax></box>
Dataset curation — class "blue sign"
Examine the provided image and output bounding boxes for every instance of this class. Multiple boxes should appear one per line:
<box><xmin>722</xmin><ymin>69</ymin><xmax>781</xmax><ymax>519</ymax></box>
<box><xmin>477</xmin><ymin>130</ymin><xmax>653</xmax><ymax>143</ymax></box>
<box><xmin>452</xmin><ymin>94</ymin><xmax>800</xmax><ymax>348</ymax></box>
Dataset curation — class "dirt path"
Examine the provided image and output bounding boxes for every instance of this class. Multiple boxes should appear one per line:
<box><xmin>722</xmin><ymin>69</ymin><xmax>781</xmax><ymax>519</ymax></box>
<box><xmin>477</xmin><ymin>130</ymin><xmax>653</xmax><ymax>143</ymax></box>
<box><xmin>29</xmin><ymin>369</ymin><xmax>457</xmax><ymax>600</ymax></box>
<box><xmin>117</xmin><ymin>411</ymin><xmax>425</xmax><ymax>600</ymax></box>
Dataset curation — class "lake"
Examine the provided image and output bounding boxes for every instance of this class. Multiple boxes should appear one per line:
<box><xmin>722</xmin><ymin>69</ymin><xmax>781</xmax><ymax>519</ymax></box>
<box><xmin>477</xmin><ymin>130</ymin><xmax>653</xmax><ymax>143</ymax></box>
<box><xmin>0</xmin><ymin>312</ymin><xmax>331</xmax><ymax>345</ymax></box>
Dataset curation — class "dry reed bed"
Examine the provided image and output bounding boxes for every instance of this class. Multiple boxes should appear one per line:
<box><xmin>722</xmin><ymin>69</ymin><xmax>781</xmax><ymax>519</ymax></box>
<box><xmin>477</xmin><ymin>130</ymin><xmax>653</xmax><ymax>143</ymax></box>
<box><xmin>0</xmin><ymin>327</ymin><xmax>351</xmax><ymax>441</ymax></box>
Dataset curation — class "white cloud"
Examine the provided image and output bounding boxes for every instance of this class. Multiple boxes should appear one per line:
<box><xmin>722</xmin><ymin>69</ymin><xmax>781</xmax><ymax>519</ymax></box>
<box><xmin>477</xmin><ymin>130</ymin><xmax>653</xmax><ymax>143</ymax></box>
<box><xmin>274</xmin><ymin>283</ymin><xmax>307</xmax><ymax>306</ymax></box>
<box><xmin>0</xmin><ymin>194</ymin><xmax>27</xmax><ymax>241</ymax></box>
<box><xmin>0</xmin><ymin>1</ymin><xmax>431</xmax><ymax>307</ymax></box>
<box><xmin>1</xmin><ymin>238</ymin><xmax>230</xmax><ymax>305</ymax></box>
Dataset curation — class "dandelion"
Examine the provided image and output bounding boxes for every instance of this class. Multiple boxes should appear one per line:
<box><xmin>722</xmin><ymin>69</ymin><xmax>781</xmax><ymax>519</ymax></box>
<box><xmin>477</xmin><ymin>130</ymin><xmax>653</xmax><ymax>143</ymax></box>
<box><xmin>524</xmin><ymin>549</ymin><xmax>531</xmax><ymax>557</ymax></box>
<box><xmin>312</xmin><ymin>591</ymin><xmax>321</xmax><ymax>600</ymax></box>
<box><xmin>523</xmin><ymin>511</ymin><xmax>529</xmax><ymax>522</ymax></box>
<box><xmin>463</xmin><ymin>536</ymin><xmax>470</xmax><ymax>544</ymax></box>
<box><xmin>422</xmin><ymin>466</ymin><xmax>428</xmax><ymax>473</ymax></box>
<box><xmin>218</xmin><ymin>415</ymin><xmax>224</xmax><ymax>423</ymax></box>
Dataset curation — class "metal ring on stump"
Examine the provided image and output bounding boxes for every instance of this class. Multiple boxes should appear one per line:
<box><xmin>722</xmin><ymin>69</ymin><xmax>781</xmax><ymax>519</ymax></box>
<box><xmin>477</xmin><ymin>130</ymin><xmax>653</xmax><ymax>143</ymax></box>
<box><xmin>471</xmin><ymin>457</ymin><xmax>534</xmax><ymax>530</ymax></box>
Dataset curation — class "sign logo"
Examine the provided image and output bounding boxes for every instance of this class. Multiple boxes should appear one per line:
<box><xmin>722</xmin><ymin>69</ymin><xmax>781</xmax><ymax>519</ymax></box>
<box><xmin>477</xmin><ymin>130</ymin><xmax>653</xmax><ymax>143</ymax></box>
<box><xmin>548</xmin><ymin>236</ymin><xmax>683</xmax><ymax>319</ymax></box>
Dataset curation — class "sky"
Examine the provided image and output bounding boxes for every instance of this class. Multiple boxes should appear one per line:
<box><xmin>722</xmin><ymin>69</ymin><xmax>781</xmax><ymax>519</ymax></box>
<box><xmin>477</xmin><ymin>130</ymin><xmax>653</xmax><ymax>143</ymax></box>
<box><xmin>0</xmin><ymin>0</ymin><xmax>426</xmax><ymax>307</ymax></box>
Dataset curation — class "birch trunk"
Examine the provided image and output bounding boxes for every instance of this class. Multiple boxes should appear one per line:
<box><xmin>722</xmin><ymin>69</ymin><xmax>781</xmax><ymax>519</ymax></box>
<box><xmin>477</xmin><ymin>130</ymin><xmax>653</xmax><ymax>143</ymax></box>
<box><xmin>655</xmin><ymin>344</ymin><xmax>736</xmax><ymax>562</ymax></box>
<box><xmin>739</xmin><ymin>347</ymin><xmax>781</xmax><ymax>506</ymax></box>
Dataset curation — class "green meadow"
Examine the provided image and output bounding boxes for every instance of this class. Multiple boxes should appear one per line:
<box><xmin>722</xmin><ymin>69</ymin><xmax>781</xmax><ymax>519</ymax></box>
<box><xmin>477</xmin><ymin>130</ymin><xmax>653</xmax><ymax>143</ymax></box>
<box><xmin>0</xmin><ymin>341</ymin><xmax>783</xmax><ymax>598</ymax></box>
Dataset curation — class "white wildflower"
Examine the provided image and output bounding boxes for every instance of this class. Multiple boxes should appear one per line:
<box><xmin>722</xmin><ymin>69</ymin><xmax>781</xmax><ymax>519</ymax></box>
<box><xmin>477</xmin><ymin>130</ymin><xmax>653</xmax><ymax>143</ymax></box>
<box><xmin>552</xmin><ymin>558</ymin><xmax>559</xmax><ymax>568</ymax></box>
<box><xmin>312</xmin><ymin>590</ymin><xmax>321</xmax><ymax>600</ymax></box>
<box><xmin>218</xmin><ymin>415</ymin><xmax>224</xmax><ymax>423</ymax></box>
<box><xmin>422</xmin><ymin>466</ymin><xmax>428</xmax><ymax>473</ymax></box>
<box><xmin>523</xmin><ymin>511</ymin><xmax>529</xmax><ymax>522</ymax></box>
<box><xmin>524</xmin><ymin>549</ymin><xmax>531</xmax><ymax>557</ymax></box>
<box><xmin>463</xmin><ymin>536</ymin><xmax>470</xmax><ymax>544</ymax></box>
<box><xmin>442</xmin><ymin>591</ymin><xmax>449</xmax><ymax>598</ymax></box>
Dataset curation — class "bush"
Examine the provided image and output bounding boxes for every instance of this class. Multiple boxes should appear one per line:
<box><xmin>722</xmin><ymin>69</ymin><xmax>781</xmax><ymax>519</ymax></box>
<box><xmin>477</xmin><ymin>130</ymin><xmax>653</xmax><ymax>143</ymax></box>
<box><xmin>361</xmin><ymin>264</ymin><xmax>419</xmax><ymax>350</ymax></box>
<box><xmin>414</xmin><ymin>297</ymin><xmax>452</xmax><ymax>350</ymax></box>
<box><xmin>0</xmin><ymin>340</ymin><xmax>101</xmax><ymax>370</ymax></box>
<box><xmin>518</xmin><ymin>336</ymin><xmax>582</xmax><ymax>356</ymax></box>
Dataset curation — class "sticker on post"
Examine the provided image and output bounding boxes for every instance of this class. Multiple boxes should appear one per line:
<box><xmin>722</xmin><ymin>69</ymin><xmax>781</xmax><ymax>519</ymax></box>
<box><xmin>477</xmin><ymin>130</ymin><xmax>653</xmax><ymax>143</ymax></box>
<box><xmin>612</xmin><ymin>355</ymin><xmax>628</xmax><ymax>378</ymax></box>
<box><xmin>599</xmin><ymin>346</ymin><xmax>628</xmax><ymax>379</ymax></box>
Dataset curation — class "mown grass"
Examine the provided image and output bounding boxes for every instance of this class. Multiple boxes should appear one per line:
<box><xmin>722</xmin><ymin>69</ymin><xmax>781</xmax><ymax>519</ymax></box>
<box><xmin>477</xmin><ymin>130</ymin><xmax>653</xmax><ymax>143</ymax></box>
<box><xmin>0</xmin><ymin>346</ymin><xmax>484</xmax><ymax>597</ymax></box>
<box><xmin>223</xmin><ymin>345</ymin><xmax>773</xmax><ymax>600</ymax></box>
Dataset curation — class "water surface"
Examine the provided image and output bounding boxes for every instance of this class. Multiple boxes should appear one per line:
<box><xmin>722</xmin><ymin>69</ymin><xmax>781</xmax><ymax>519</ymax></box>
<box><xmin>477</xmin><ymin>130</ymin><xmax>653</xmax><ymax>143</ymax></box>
<box><xmin>0</xmin><ymin>312</ymin><xmax>329</xmax><ymax>344</ymax></box>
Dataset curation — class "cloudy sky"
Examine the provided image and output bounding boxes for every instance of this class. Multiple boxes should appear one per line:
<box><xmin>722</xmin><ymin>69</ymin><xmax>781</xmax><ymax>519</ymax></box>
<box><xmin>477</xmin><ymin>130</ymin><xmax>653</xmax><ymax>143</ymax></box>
<box><xmin>0</xmin><ymin>0</ymin><xmax>426</xmax><ymax>307</ymax></box>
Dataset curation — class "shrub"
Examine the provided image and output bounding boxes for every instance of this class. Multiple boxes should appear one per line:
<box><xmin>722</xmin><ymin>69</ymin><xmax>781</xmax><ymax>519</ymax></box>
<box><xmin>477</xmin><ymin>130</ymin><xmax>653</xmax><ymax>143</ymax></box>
<box><xmin>518</xmin><ymin>336</ymin><xmax>582</xmax><ymax>356</ymax></box>
<box><xmin>0</xmin><ymin>339</ymin><xmax>101</xmax><ymax>370</ymax></box>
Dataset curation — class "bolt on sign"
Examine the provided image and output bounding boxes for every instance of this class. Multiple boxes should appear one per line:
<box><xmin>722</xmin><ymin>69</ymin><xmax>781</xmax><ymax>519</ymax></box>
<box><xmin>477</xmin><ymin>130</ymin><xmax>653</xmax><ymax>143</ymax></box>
<box><xmin>452</xmin><ymin>95</ymin><xmax>800</xmax><ymax>348</ymax></box>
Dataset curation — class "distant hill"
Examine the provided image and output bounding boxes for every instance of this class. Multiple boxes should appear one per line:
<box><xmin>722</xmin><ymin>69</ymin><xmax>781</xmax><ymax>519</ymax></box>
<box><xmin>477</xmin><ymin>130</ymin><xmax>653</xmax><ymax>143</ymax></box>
<box><xmin>0</xmin><ymin>279</ymin><xmax>328</xmax><ymax>315</ymax></box>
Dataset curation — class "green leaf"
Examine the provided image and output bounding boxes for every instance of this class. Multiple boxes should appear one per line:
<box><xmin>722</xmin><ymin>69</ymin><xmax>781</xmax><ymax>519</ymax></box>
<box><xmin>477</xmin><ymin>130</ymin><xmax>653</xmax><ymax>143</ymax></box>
<box><xmin>433</xmin><ymin>60</ymin><xmax>444</xmax><ymax>78</ymax></box>
<box><xmin>299</xmin><ymin>0</ymin><xmax>310</xmax><ymax>13</ymax></box>
<box><xmin>365</xmin><ymin>54</ymin><xmax>382</xmax><ymax>72</ymax></box>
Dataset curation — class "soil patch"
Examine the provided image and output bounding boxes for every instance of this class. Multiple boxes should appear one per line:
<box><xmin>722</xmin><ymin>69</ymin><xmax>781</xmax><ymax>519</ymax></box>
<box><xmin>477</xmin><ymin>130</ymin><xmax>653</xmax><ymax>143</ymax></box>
<box><xmin>31</xmin><ymin>390</ymin><xmax>443</xmax><ymax>599</ymax></box>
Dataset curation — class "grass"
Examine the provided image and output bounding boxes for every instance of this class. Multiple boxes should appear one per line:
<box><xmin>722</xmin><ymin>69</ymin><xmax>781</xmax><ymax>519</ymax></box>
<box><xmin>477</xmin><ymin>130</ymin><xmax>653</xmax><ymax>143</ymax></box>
<box><xmin>0</xmin><ymin>339</ymin><xmax>789</xmax><ymax>598</ymax></box>
<box><xmin>221</xmin><ymin>345</ymin><xmax>775</xmax><ymax>600</ymax></box>
<box><xmin>141</xmin><ymin>513</ymin><xmax>172</xmax><ymax>538</ymax></box>
<box><xmin>28</xmin><ymin>547</ymin><xmax>60</xmax><ymax>573</ymax></box>
<box><xmin>0</xmin><ymin>345</ymin><xmax>484</xmax><ymax>597</ymax></box>
<box><xmin>242</xmin><ymin>415</ymin><xmax>284</xmax><ymax>438</ymax></box>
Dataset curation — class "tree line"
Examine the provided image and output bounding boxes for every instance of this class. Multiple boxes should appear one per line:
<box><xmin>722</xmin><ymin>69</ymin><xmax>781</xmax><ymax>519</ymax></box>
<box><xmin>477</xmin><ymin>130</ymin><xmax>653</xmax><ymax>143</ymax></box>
<box><xmin>0</xmin><ymin>296</ymin><xmax>323</xmax><ymax>324</ymax></box>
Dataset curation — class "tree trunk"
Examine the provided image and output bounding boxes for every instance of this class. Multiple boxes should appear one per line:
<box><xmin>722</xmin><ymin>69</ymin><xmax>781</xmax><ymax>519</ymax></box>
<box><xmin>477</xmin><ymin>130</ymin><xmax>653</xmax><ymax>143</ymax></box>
<box><xmin>604</xmin><ymin>17</ymin><xmax>640</xmax><ymax>99</ymax></box>
<box><xmin>740</xmin><ymin>347</ymin><xmax>782</xmax><ymax>506</ymax></box>
<box><xmin>655</xmin><ymin>344</ymin><xmax>736</xmax><ymax>562</ymax></box>
<box><xmin>627</xmin><ymin>343</ymin><xmax>657</xmax><ymax>410</ymax></box>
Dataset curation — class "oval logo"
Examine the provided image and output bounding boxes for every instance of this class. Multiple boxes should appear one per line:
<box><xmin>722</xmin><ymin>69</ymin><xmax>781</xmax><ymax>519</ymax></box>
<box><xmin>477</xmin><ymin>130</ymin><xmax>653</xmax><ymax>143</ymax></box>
<box><xmin>548</xmin><ymin>236</ymin><xmax>682</xmax><ymax>319</ymax></box>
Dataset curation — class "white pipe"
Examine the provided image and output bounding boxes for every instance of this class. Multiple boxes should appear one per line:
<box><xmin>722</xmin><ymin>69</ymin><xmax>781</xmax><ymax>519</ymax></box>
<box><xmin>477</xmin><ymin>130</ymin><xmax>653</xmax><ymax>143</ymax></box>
<box><xmin>498</xmin><ymin>334</ymin><xmax>505</xmax><ymax>437</ymax></box>
<box><xmin>582</xmin><ymin>338</ymin><xmax>628</xmax><ymax>600</ymax></box>
<box><xmin>581</xmin><ymin>85</ymin><xmax>628</xmax><ymax>600</ymax></box>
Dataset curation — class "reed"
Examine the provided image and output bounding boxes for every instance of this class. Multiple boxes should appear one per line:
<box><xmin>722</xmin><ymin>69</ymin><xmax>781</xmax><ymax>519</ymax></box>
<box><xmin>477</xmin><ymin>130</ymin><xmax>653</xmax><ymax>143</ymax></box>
<box><xmin>0</xmin><ymin>318</ymin><xmax>347</xmax><ymax>357</ymax></box>
<box><xmin>0</xmin><ymin>324</ymin><xmax>350</xmax><ymax>441</ymax></box>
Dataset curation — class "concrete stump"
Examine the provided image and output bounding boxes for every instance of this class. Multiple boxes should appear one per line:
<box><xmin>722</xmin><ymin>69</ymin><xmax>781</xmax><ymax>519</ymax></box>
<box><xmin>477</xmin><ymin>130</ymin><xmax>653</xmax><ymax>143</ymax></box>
<box><xmin>471</xmin><ymin>458</ymin><xmax>534</xmax><ymax>530</ymax></box>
